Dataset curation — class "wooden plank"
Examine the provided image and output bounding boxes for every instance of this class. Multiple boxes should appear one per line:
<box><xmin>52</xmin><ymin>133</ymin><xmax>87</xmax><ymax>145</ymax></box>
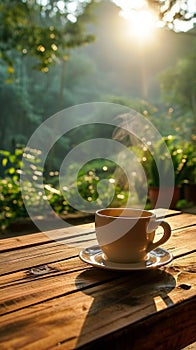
<box><xmin>0</xmin><ymin>223</ymin><xmax>95</xmax><ymax>252</ymax></box>
<box><xmin>0</xmin><ymin>209</ymin><xmax>181</xmax><ymax>252</ymax></box>
<box><xmin>166</xmin><ymin>212</ymin><xmax>196</xmax><ymax>229</ymax></box>
<box><xmin>0</xmin><ymin>253</ymin><xmax>195</xmax><ymax>350</ymax></box>
<box><xmin>0</xmin><ymin>257</ymin><xmax>117</xmax><ymax>315</ymax></box>
<box><xmin>0</xmin><ymin>245</ymin><xmax>94</xmax><ymax>276</ymax></box>
<box><xmin>76</xmin><ymin>296</ymin><xmax>196</xmax><ymax>350</ymax></box>
<box><xmin>0</xmin><ymin>210</ymin><xmax>194</xmax><ymax>255</ymax></box>
<box><xmin>0</xmin><ymin>223</ymin><xmax>195</xmax><ymax>276</ymax></box>
<box><xmin>164</xmin><ymin>226</ymin><xmax>196</xmax><ymax>257</ymax></box>
<box><xmin>0</xmin><ymin>245</ymin><xmax>195</xmax><ymax>315</ymax></box>
<box><xmin>0</xmin><ymin>249</ymin><xmax>195</xmax><ymax>317</ymax></box>
<box><xmin>150</xmin><ymin>208</ymin><xmax>181</xmax><ymax>217</ymax></box>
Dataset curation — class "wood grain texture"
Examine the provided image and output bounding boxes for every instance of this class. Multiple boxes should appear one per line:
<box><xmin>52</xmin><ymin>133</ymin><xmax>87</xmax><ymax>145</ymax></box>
<box><xmin>0</xmin><ymin>223</ymin><xmax>95</xmax><ymax>252</ymax></box>
<box><xmin>0</xmin><ymin>211</ymin><xmax>195</xmax><ymax>350</ymax></box>
<box><xmin>0</xmin><ymin>253</ymin><xmax>195</xmax><ymax>349</ymax></box>
<box><xmin>0</xmin><ymin>211</ymin><xmax>195</xmax><ymax>253</ymax></box>
<box><xmin>75</xmin><ymin>296</ymin><xmax>196</xmax><ymax>350</ymax></box>
<box><xmin>166</xmin><ymin>212</ymin><xmax>196</xmax><ymax>229</ymax></box>
<box><xmin>0</xmin><ymin>223</ymin><xmax>195</xmax><ymax>275</ymax></box>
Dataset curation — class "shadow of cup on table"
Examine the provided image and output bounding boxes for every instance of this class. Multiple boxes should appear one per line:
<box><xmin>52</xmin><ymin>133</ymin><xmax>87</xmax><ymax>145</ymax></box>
<box><xmin>75</xmin><ymin>267</ymin><xmax>176</xmax><ymax>348</ymax></box>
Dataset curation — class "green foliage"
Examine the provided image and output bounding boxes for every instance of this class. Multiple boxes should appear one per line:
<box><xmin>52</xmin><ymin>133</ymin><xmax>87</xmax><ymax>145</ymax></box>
<box><xmin>49</xmin><ymin>158</ymin><xmax>130</xmax><ymax>212</ymax></box>
<box><xmin>0</xmin><ymin>147</ymin><xmax>26</xmax><ymax>231</ymax></box>
<box><xmin>158</xmin><ymin>54</ymin><xmax>196</xmax><ymax>120</ymax></box>
<box><xmin>0</xmin><ymin>0</ymin><xmax>96</xmax><ymax>72</ymax></box>
<box><xmin>176</xmin><ymin>198</ymin><xmax>194</xmax><ymax>209</ymax></box>
<box><xmin>136</xmin><ymin>135</ymin><xmax>196</xmax><ymax>187</ymax></box>
<box><xmin>0</xmin><ymin>147</ymin><xmax>130</xmax><ymax>232</ymax></box>
<box><xmin>77</xmin><ymin>159</ymin><xmax>128</xmax><ymax>206</ymax></box>
<box><xmin>146</xmin><ymin>0</ymin><xmax>196</xmax><ymax>31</ymax></box>
<box><xmin>182</xmin><ymin>144</ymin><xmax>196</xmax><ymax>184</ymax></box>
<box><xmin>0</xmin><ymin>177</ymin><xmax>25</xmax><ymax>231</ymax></box>
<box><xmin>0</xmin><ymin>146</ymin><xmax>69</xmax><ymax>231</ymax></box>
<box><xmin>0</xmin><ymin>1</ymin><xmax>195</xmax><ymax>154</ymax></box>
<box><xmin>0</xmin><ymin>137</ymin><xmax>195</xmax><ymax>232</ymax></box>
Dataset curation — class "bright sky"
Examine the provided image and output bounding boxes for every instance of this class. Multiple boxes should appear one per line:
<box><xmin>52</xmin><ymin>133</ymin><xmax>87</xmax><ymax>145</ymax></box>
<box><xmin>112</xmin><ymin>0</ymin><xmax>196</xmax><ymax>35</ymax></box>
<box><xmin>39</xmin><ymin>0</ymin><xmax>196</xmax><ymax>35</ymax></box>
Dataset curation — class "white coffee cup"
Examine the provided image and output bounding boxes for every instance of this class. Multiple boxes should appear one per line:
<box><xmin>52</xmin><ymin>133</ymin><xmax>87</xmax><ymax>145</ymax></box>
<box><xmin>95</xmin><ymin>208</ymin><xmax>171</xmax><ymax>263</ymax></box>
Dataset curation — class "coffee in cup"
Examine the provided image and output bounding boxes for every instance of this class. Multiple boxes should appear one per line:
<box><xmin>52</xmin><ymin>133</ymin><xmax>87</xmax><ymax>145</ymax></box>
<box><xmin>95</xmin><ymin>208</ymin><xmax>171</xmax><ymax>263</ymax></box>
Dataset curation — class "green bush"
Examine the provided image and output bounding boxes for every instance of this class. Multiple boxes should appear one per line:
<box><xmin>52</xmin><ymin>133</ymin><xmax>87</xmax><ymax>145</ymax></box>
<box><xmin>1</xmin><ymin>136</ymin><xmax>194</xmax><ymax>232</ymax></box>
<box><xmin>134</xmin><ymin>135</ymin><xmax>195</xmax><ymax>187</ymax></box>
<box><xmin>0</xmin><ymin>147</ymin><xmax>131</xmax><ymax>232</ymax></box>
<box><xmin>0</xmin><ymin>146</ymin><xmax>72</xmax><ymax>231</ymax></box>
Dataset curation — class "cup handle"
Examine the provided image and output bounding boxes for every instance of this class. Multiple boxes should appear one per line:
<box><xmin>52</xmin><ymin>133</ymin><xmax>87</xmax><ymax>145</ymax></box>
<box><xmin>147</xmin><ymin>220</ymin><xmax>171</xmax><ymax>252</ymax></box>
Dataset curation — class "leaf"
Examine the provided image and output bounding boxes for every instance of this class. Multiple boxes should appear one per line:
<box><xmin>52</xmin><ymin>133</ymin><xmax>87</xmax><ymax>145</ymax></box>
<box><xmin>7</xmin><ymin>66</ymin><xmax>14</xmax><ymax>74</ymax></box>
<box><xmin>15</xmin><ymin>149</ymin><xmax>23</xmax><ymax>156</ymax></box>
<box><xmin>8</xmin><ymin>167</ymin><xmax>15</xmax><ymax>174</ymax></box>
<box><xmin>2</xmin><ymin>158</ymin><xmax>8</xmax><ymax>167</ymax></box>
<box><xmin>0</xmin><ymin>150</ymin><xmax>10</xmax><ymax>156</ymax></box>
<box><xmin>9</xmin><ymin>155</ymin><xmax>16</xmax><ymax>163</ymax></box>
<box><xmin>4</xmin><ymin>78</ymin><xmax>14</xmax><ymax>84</ymax></box>
<box><xmin>12</xmin><ymin>175</ymin><xmax>19</xmax><ymax>182</ymax></box>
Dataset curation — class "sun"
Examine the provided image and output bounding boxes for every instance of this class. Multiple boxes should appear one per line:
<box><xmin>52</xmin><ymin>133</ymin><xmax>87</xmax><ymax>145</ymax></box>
<box><xmin>125</xmin><ymin>10</ymin><xmax>156</xmax><ymax>42</ymax></box>
<box><xmin>131</xmin><ymin>11</ymin><xmax>155</xmax><ymax>39</ymax></box>
<box><xmin>113</xmin><ymin>0</ymin><xmax>156</xmax><ymax>41</ymax></box>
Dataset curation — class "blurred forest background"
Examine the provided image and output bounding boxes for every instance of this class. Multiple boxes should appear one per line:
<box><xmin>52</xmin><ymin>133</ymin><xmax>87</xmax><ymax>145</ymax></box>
<box><xmin>0</xmin><ymin>0</ymin><xmax>195</xmax><ymax>232</ymax></box>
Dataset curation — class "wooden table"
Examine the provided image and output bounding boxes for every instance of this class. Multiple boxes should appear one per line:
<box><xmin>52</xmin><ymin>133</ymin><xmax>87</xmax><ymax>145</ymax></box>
<box><xmin>0</xmin><ymin>209</ymin><xmax>195</xmax><ymax>349</ymax></box>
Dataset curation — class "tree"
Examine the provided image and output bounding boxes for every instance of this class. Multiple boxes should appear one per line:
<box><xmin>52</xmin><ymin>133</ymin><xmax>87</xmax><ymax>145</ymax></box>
<box><xmin>0</xmin><ymin>0</ymin><xmax>96</xmax><ymax>72</ymax></box>
<box><xmin>158</xmin><ymin>54</ymin><xmax>196</xmax><ymax>137</ymax></box>
<box><xmin>146</xmin><ymin>0</ymin><xmax>196</xmax><ymax>31</ymax></box>
<box><xmin>0</xmin><ymin>1</ymin><xmax>195</xmax><ymax>73</ymax></box>
<box><xmin>158</xmin><ymin>55</ymin><xmax>196</xmax><ymax>114</ymax></box>
<box><xmin>113</xmin><ymin>0</ymin><xmax>196</xmax><ymax>33</ymax></box>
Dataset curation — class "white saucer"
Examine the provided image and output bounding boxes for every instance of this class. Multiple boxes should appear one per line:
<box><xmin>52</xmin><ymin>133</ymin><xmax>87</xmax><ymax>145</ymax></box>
<box><xmin>79</xmin><ymin>245</ymin><xmax>173</xmax><ymax>271</ymax></box>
